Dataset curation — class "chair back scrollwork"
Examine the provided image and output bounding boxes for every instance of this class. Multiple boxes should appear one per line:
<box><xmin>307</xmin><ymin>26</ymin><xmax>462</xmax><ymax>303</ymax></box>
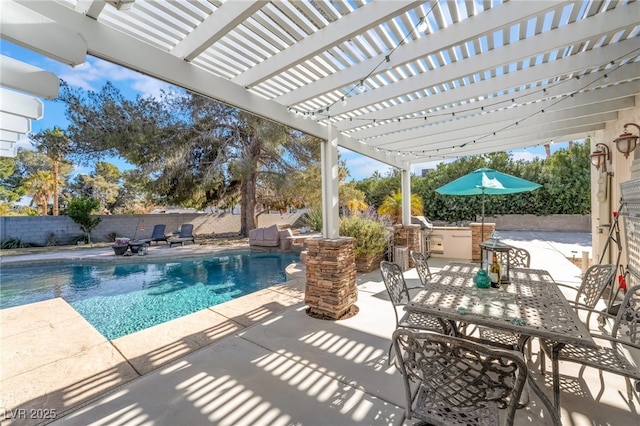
<box><xmin>497</xmin><ymin>246</ymin><xmax>531</xmax><ymax>268</ymax></box>
<box><xmin>579</xmin><ymin>264</ymin><xmax>617</xmax><ymax>309</ymax></box>
<box><xmin>380</xmin><ymin>261</ymin><xmax>411</xmax><ymax>306</ymax></box>
<box><xmin>393</xmin><ymin>329</ymin><xmax>528</xmax><ymax>426</ymax></box>
<box><xmin>410</xmin><ymin>251</ymin><xmax>432</xmax><ymax>285</ymax></box>
<box><xmin>612</xmin><ymin>283</ymin><xmax>640</xmax><ymax>343</ymax></box>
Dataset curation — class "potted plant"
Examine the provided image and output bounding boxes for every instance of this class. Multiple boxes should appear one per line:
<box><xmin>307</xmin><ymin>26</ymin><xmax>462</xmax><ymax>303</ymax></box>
<box><xmin>340</xmin><ymin>215</ymin><xmax>390</xmax><ymax>272</ymax></box>
<box><xmin>112</xmin><ymin>244</ymin><xmax>129</xmax><ymax>256</ymax></box>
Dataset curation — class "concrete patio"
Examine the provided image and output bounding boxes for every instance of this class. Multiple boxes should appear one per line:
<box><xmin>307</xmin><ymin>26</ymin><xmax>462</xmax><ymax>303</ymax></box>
<box><xmin>1</xmin><ymin>232</ymin><xmax>638</xmax><ymax>425</ymax></box>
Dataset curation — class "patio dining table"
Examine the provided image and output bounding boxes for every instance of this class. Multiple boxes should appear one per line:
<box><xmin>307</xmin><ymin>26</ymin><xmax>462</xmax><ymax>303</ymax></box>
<box><xmin>404</xmin><ymin>262</ymin><xmax>597</xmax><ymax>420</ymax></box>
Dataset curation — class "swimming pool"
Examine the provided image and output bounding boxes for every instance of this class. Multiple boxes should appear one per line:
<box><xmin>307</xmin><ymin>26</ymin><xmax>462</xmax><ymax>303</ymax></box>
<box><xmin>1</xmin><ymin>251</ymin><xmax>299</xmax><ymax>340</ymax></box>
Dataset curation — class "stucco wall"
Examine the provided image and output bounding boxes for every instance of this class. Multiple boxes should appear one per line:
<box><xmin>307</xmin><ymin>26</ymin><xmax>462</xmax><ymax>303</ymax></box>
<box><xmin>0</xmin><ymin>212</ymin><xmax>302</xmax><ymax>246</ymax></box>
<box><xmin>590</xmin><ymin>97</ymin><xmax>639</xmax><ymax>264</ymax></box>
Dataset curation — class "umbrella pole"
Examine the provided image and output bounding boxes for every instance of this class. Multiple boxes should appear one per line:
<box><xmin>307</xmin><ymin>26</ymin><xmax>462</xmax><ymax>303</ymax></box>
<box><xmin>481</xmin><ymin>190</ymin><xmax>485</xmax><ymax>241</ymax></box>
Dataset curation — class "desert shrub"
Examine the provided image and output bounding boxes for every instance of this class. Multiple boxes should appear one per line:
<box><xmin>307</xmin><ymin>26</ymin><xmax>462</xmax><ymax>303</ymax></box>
<box><xmin>68</xmin><ymin>234</ymin><xmax>89</xmax><ymax>244</ymax></box>
<box><xmin>46</xmin><ymin>232</ymin><xmax>58</xmax><ymax>247</ymax></box>
<box><xmin>339</xmin><ymin>215</ymin><xmax>390</xmax><ymax>258</ymax></box>
<box><xmin>1</xmin><ymin>238</ymin><xmax>31</xmax><ymax>249</ymax></box>
<box><xmin>302</xmin><ymin>208</ymin><xmax>323</xmax><ymax>232</ymax></box>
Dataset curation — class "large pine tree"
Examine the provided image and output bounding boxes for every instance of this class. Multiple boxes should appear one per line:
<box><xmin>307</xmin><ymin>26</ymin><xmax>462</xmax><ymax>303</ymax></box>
<box><xmin>59</xmin><ymin>81</ymin><xmax>319</xmax><ymax>235</ymax></box>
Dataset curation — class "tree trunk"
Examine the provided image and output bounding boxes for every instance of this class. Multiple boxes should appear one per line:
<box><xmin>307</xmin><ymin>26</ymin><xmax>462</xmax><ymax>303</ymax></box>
<box><xmin>239</xmin><ymin>171</ymin><xmax>258</xmax><ymax>237</ymax></box>
<box><xmin>52</xmin><ymin>159</ymin><xmax>59</xmax><ymax>216</ymax></box>
<box><xmin>37</xmin><ymin>195</ymin><xmax>48</xmax><ymax>215</ymax></box>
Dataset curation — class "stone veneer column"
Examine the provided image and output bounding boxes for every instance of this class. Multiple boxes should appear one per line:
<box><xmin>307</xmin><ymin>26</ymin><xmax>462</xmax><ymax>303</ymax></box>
<box><xmin>393</xmin><ymin>224</ymin><xmax>422</xmax><ymax>268</ymax></box>
<box><xmin>304</xmin><ymin>237</ymin><xmax>358</xmax><ymax>320</ymax></box>
<box><xmin>470</xmin><ymin>222</ymin><xmax>495</xmax><ymax>261</ymax></box>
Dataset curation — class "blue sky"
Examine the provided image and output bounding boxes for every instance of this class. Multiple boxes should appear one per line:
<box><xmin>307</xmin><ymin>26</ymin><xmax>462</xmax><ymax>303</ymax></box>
<box><xmin>2</xmin><ymin>40</ymin><xmax>568</xmax><ymax>181</ymax></box>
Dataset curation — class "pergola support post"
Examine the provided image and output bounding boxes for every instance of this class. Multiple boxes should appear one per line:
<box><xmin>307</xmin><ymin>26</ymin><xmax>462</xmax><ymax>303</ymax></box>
<box><xmin>304</xmin><ymin>125</ymin><xmax>358</xmax><ymax>319</ymax></box>
<box><xmin>401</xmin><ymin>164</ymin><xmax>411</xmax><ymax>226</ymax></box>
<box><xmin>321</xmin><ymin>125</ymin><xmax>339</xmax><ymax>239</ymax></box>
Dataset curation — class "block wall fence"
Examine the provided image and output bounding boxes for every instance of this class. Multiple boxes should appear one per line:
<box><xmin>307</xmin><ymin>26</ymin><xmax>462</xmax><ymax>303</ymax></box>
<box><xmin>0</xmin><ymin>213</ymin><xmax>589</xmax><ymax>247</ymax></box>
<box><xmin>0</xmin><ymin>212</ymin><xmax>303</xmax><ymax>246</ymax></box>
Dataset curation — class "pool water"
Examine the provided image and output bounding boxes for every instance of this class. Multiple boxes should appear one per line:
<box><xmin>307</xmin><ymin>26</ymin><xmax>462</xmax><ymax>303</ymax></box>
<box><xmin>0</xmin><ymin>251</ymin><xmax>299</xmax><ymax>340</ymax></box>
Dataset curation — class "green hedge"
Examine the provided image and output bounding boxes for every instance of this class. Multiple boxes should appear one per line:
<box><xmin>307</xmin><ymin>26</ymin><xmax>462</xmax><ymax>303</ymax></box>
<box><xmin>356</xmin><ymin>144</ymin><xmax>590</xmax><ymax>223</ymax></box>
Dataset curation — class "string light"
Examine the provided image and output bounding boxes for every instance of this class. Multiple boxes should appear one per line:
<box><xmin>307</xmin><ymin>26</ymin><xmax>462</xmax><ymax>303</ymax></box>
<box><xmin>372</xmin><ymin>50</ymin><xmax>634</xmax><ymax>158</ymax></box>
<box><xmin>288</xmin><ymin>5</ymin><xmax>438</xmax><ymax>119</ymax></box>
<box><xmin>418</xmin><ymin>17</ymin><xmax>428</xmax><ymax>33</ymax></box>
<box><xmin>284</xmin><ymin>37</ymin><xmax>639</xmax><ymax>158</ymax></box>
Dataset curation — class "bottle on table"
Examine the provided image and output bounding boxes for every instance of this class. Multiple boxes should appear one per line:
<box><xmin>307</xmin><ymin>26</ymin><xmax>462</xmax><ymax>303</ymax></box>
<box><xmin>489</xmin><ymin>253</ymin><xmax>501</xmax><ymax>288</ymax></box>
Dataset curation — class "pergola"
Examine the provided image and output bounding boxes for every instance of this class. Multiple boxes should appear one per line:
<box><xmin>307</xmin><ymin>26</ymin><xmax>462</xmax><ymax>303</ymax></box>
<box><xmin>1</xmin><ymin>0</ymin><xmax>639</xmax><ymax>237</ymax></box>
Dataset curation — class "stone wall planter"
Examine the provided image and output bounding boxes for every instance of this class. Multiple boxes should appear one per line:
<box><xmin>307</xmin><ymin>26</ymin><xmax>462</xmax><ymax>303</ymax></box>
<box><xmin>355</xmin><ymin>253</ymin><xmax>384</xmax><ymax>272</ymax></box>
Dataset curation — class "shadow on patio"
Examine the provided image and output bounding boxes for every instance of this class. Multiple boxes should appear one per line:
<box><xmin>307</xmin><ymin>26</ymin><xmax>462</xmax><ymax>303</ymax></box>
<box><xmin>3</xmin><ymin>243</ymin><xmax>639</xmax><ymax>425</ymax></box>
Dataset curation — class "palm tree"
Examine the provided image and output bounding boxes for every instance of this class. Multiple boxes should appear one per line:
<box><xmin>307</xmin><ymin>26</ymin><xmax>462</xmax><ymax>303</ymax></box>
<box><xmin>31</xmin><ymin>127</ymin><xmax>73</xmax><ymax>216</ymax></box>
<box><xmin>22</xmin><ymin>170</ymin><xmax>56</xmax><ymax>215</ymax></box>
<box><xmin>377</xmin><ymin>191</ymin><xmax>424</xmax><ymax>224</ymax></box>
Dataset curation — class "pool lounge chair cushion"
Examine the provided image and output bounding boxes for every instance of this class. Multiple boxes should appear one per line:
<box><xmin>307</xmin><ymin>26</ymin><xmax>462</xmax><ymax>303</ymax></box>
<box><xmin>249</xmin><ymin>225</ymin><xmax>280</xmax><ymax>247</ymax></box>
<box><xmin>149</xmin><ymin>224</ymin><xmax>169</xmax><ymax>245</ymax></box>
<box><xmin>142</xmin><ymin>224</ymin><xmax>169</xmax><ymax>246</ymax></box>
<box><xmin>169</xmin><ymin>224</ymin><xmax>196</xmax><ymax>247</ymax></box>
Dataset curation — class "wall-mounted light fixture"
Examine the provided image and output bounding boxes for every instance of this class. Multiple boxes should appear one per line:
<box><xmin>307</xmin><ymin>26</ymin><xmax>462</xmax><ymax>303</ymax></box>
<box><xmin>613</xmin><ymin>122</ymin><xmax>639</xmax><ymax>159</ymax></box>
<box><xmin>590</xmin><ymin>143</ymin><xmax>611</xmax><ymax>171</ymax></box>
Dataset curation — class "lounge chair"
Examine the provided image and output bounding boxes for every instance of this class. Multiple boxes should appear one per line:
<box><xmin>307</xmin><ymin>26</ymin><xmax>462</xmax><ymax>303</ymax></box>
<box><xmin>143</xmin><ymin>224</ymin><xmax>168</xmax><ymax>245</ymax></box>
<box><xmin>168</xmin><ymin>224</ymin><xmax>196</xmax><ymax>247</ymax></box>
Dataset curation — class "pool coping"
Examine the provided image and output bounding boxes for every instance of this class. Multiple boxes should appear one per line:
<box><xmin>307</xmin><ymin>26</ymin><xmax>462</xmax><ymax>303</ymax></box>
<box><xmin>0</xmin><ymin>242</ymin><xmax>256</xmax><ymax>267</ymax></box>
<box><xmin>0</xmin><ymin>245</ymin><xmax>307</xmax><ymax>426</ymax></box>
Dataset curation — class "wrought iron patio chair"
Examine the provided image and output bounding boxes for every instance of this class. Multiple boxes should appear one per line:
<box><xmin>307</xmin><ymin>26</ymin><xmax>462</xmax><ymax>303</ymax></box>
<box><xmin>379</xmin><ymin>261</ymin><xmax>451</xmax><ymax>364</ymax></box>
<box><xmin>497</xmin><ymin>246</ymin><xmax>531</xmax><ymax>268</ymax></box>
<box><xmin>540</xmin><ymin>283</ymin><xmax>640</xmax><ymax>395</ymax></box>
<box><xmin>556</xmin><ymin>263</ymin><xmax>617</xmax><ymax>327</ymax></box>
<box><xmin>410</xmin><ymin>250</ymin><xmax>431</xmax><ymax>285</ymax></box>
<box><xmin>393</xmin><ymin>329</ymin><xmax>558</xmax><ymax>426</ymax></box>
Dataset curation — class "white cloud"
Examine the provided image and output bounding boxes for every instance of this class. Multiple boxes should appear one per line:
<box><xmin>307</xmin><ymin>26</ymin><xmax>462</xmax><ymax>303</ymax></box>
<box><xmin>351</xmin><ymin>157</ymin><xmax>392</xmax><ymax>179</ymax></box>
<box><xmin>339</xmin><ymin>149</ymin><xmax>392</xmax><ymax>180</ymax></box>
<box><xmin>16</xmin><ymin>134</ymin><xmax>34</xmax><ymax>151</ymax></box>
<box><xmin>17</xmin><ymin>195</ymin><xmax>32</xmax><ymax>207</ymax></box>
<box><xmin>58</xmin><ymin>57</ymin><xmax>172</xmax><ymax>98</ymax></box>
<box><xmin>71</xmin><ymin>164</ymin><xmax>92</xmax><ymax>177</ymax></box>
<box><xmin>130</xmin><ymin>78</ymin><xmax>172</xmax><ymax>99</ymax></box>
<box><xmin>58</xmin><ymin>61</ymin><xmax>103</xmax><ymax>91</ymax></box>
<box><xmin>511</xmin><ymin>150</ymin><xmax>544</xmax><ymax>162</ymax></box>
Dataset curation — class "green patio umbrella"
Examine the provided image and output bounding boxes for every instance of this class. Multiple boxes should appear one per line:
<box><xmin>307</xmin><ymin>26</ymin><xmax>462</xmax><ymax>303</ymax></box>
<box><xmin>435</xmin><ymin>168</ymin><xmax>541</xmax><ymax>238</ymax></box>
